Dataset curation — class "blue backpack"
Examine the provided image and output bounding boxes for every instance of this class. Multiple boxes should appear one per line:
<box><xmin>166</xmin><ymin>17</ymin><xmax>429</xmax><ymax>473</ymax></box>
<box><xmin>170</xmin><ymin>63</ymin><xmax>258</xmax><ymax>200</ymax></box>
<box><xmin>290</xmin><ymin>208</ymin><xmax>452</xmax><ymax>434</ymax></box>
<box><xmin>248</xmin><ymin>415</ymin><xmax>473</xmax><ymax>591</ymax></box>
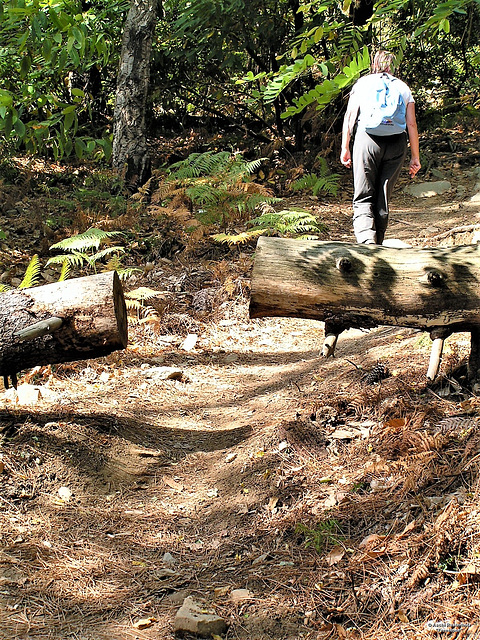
<box><xmin>364</xmin><ymin>75</ymin><xmax>406</xmax><ymax>136</ymax></box>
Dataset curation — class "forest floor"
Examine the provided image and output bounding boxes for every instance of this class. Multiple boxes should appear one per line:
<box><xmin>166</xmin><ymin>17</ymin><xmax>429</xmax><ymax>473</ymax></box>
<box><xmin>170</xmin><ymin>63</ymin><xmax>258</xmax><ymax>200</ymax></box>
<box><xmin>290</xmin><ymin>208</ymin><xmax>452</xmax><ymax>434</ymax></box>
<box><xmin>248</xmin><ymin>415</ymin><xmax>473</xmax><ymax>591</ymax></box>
<box><xmin>2</xmin><ymin>124</ymin><xmax>480</xmax><ymax>640</ymax></box>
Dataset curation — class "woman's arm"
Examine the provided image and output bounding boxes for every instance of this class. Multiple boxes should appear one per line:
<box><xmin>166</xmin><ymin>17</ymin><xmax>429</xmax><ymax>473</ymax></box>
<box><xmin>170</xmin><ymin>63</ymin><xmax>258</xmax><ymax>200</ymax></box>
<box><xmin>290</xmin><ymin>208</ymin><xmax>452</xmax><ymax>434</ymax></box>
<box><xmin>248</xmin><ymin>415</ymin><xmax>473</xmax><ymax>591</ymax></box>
<box><xmin>406</xmin><ymin>101</ymin><xmax>421</xmax><ymax>177</ymax></box>
<box><xmin>340</xmin><ymin>95</ymin><xmax>359</xmax><ymax>168</ymax></box>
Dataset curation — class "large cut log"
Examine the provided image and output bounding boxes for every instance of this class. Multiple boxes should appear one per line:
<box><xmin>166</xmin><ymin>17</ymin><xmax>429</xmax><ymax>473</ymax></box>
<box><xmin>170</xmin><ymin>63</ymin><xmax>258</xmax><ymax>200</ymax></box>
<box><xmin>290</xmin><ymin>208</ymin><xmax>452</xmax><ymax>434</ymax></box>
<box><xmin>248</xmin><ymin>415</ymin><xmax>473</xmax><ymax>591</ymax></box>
<box><xmin>0</xmin><ymin>271</ymin><xmax>128</xmax><ymax>382</ymax></box>
<box><xmin>250</xmin><ymin>237</ymin><xmax>480</xmax><ymax>380</ymax></box>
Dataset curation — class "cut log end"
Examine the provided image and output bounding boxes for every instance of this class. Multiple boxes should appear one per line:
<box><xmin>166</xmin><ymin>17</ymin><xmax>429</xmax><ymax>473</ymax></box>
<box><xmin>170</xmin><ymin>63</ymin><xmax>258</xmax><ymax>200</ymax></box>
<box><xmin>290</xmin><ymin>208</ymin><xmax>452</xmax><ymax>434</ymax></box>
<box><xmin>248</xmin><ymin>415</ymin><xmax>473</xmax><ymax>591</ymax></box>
<box><xmin>0</xmin><ymin>271</ymin><xmax>128</xmax><ymax>378</ymax></box>
<box><xmin>113</xmin><ymin>270</ymin><xmax>128</xmax><ymax>349</ymax></box>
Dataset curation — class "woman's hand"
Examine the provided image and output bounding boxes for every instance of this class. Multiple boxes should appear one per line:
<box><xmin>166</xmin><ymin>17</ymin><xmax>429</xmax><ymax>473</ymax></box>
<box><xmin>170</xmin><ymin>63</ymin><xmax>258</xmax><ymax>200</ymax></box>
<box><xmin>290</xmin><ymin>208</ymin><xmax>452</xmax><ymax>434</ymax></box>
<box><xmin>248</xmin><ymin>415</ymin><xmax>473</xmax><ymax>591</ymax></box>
<box><xmin>340</xmin><ymin>148</ymin><xmax>352</xmax><ymax>168</ymax></box>
<box><xmin>409</xmin><ymin>157</ymin><xmax>421</xmax><ymax>177</ymax></box>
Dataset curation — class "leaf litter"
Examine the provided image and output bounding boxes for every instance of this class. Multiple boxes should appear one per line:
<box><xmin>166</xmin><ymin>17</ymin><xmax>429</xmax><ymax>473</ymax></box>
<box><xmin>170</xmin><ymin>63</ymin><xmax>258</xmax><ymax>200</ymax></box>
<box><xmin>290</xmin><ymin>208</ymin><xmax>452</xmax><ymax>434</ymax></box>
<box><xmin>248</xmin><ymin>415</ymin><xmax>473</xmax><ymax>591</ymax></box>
<box><xmin>2</xmin><ymin>135</ymin><xmax>480</xmax><ymax>638</ymax></box>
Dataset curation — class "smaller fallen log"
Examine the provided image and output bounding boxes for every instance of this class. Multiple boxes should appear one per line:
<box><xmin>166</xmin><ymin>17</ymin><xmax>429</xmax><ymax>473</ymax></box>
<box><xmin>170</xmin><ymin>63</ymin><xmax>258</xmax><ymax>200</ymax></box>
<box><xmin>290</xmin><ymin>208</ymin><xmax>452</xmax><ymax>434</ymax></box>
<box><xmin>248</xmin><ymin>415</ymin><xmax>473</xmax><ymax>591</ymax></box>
<box><xmin>0</xmin><ymin>271</ymin><xmax>128</xmax><ymax>384</ymax></box>
<box><xmin>250</xmin><ymin>237</ymin><xmax>480</xmax><ymax>381</ymax></box>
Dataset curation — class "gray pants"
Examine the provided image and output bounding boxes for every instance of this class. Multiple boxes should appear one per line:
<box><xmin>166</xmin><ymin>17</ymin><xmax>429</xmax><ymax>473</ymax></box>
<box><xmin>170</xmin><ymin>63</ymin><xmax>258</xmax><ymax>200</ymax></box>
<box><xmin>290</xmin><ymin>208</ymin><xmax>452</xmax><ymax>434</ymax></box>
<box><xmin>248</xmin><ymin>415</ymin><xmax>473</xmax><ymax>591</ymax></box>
<box><xmin>352</xmin><ymin>129</ymin><xmax>407</xmax><ymax>244</ymax></box>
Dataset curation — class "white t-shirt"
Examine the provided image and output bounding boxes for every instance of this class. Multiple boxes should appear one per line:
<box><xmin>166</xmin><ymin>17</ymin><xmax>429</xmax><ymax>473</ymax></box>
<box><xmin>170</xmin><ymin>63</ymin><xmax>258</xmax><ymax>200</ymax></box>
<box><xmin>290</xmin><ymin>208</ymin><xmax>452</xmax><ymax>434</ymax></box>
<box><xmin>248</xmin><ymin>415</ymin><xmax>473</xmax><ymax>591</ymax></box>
<box><xmin>349</xmin><ymin>73</ymin><xmax>414</xmax><ymax>129</ymax></box>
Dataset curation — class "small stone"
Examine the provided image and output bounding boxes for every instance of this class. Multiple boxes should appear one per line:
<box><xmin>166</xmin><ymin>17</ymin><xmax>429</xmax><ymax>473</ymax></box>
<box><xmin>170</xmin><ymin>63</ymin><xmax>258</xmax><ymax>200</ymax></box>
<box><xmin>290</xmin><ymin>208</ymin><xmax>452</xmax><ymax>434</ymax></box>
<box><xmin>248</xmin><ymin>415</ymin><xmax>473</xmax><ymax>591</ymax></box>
<box><xmin>181</xmin><ymin>333</ymin><xmax>198</xmax><ymax>351</ymax></box>
<box><xmin>430</xmin><ymin>168</ymin><xmax>446</xmax><ymax>179</ymax></box>
<box><xmin>404</xmin><ymin>180</ymin><xmax>452</xmax><ymax>198</ymax></box>
<box><xmin>163</xmin><ymin>552</ymin><xmax>176</xmax><ymax>565</ymax></box>
<box><xmin>58</xmin><ymin>486</ymin><xmax>72</xmax><ymax>502</ymax></box>
<box><xmin>17</xmin><ymin>384</ymin><xmax>41</xmax><ymax>405</ymax></box>
<box><xmin>174</xmin><ymin>596</ymin><xmax>227</xmax><ymax>637</ymax></box>
<box><xmin>230</xmin><ymin>588</ymin><xmax>253</xmax><ymax>603</ymax></box>
<box><xmin>165</xmin><ymin>589</ymin><xmax>190</xmax><ymax>605</ymax></box>
<box><xmin>141</xmin><ymin>367</ymin><xmax>183</xmax><ymax>381</ymax></box>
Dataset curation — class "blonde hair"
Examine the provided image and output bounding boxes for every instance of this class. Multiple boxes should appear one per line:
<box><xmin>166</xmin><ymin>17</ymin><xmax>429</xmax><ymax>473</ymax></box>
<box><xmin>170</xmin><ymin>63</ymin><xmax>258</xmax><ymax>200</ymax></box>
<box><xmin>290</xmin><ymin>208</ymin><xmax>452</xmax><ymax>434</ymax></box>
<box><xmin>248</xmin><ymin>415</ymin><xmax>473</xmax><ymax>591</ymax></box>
<box><xmin>371</xmin><ymin>50</ymin><xmax>395</xmax><ymax>74</ymax></box>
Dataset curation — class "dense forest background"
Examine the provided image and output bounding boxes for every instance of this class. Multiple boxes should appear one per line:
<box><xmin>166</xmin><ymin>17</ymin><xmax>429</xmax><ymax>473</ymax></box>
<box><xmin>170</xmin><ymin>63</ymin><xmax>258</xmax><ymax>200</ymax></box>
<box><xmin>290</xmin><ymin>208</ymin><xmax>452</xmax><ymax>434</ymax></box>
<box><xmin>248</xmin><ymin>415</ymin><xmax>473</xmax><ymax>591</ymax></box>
<box><xmin>1</xmin><ymin>0</ymin><xmax>479</xmax><ymax>177</ymax></box>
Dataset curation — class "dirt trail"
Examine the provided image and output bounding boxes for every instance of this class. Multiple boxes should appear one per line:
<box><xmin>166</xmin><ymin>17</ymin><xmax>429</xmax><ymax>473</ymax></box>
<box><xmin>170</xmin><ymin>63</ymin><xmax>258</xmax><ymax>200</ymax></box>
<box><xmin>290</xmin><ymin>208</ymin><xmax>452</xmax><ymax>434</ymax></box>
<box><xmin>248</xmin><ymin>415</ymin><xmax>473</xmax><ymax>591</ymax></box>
<box><xmin>2</xmin><ymin>166</ymin><xmax>480</xmax><ymax>639</ymax></box>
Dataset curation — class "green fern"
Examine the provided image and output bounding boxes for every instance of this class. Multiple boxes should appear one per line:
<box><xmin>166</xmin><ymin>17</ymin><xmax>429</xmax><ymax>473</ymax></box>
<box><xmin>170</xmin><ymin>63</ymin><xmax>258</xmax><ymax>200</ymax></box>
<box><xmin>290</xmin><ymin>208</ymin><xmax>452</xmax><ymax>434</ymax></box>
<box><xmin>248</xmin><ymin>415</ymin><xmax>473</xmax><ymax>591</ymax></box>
<box><xmin>290</xmin><ymin>172</ymin><xmax>340</xmax><ymax>197</ymax></box>
<box><xmin>250</xmin><ymin>209</ymin><xmax>327</xmax><ymax>237</ymax></box>
<box><xmin>105</xmin><ymin>255</ymin><xmax>141</xmax><ymax>281</ymax></box>
<box><xmin>0</xmin><ymin>254</ymin><xmax>43</xmax><ymax>291</ymax></box>
<box><xmin>211</xmin><ymin>228</ymin><xmax>265</xmax><ymax>246</ymax></box>
<box><xmin>49</xmin><ymin>228</ymin><xmax>124</xmax><ymax>252</ymax></box>
<box><xmin>213</xmin><ymin>208</ymin><xmax>327</xmax><ymax>246</ymax></box>
<box><xmin>19</xmin><ymin>254</ymin><xmax>42</xmax><ymax>289</ymax></box>
<box><xmin>47</xmin><ymin>228</ymin><xmax>128</xmax><ymax>277</ymax></box>
<box><xmin>58</xmin><ymin>259</ymin><xmax>72</xmax><ymax>282</ymax></box>
<box><xmin>124</xmin><ymin>287</ymin><xmax>164</xmax><ymax>319</ymax></box>
<box><xmin>163</xmin><ymin>151</ymin><xmax>278</xmax><ymax>226</ymax></box>
<box><xmin>290</xmin><ymin>158</ymin><xmax>340</xmax><ymax>197</ymax></box>
<box><xmin>47</xmin><ymin>252</ymin><xmax>87</xmax><ymax>270</ymax></box>
<box><xmin>168</xmin><ymin>151</ymin><xmax>232</xmax><ymax>179</ymax></box>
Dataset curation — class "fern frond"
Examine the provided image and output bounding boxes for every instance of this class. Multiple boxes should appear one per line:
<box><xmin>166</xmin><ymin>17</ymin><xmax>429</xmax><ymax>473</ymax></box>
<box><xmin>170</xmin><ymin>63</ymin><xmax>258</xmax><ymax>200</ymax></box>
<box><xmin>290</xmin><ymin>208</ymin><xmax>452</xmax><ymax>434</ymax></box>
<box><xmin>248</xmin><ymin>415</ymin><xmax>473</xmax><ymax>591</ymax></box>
<box><xmin>47</xmin><ymin>252</ymin><xmax>87</xmax><ymax>269</ymax></box>
<box><xmin>0</xmin><ymin>283</ymin><xmax>12</xmax><ymax>292</ymax></box>
<box><xmin>248</xmin><ymin>208</ymin><xmax>327</xmax><ymax>237</ymax></box>
<box><xmin>290</xmin><ymin>173</ymin><xmax>320</xmax><ymax>192</ymax></box>
<box><xmin>212</xmin><ymin>228</ymin><xmax>265</xmax><ymax>246</ymax></box>
<box><xmin>19</xmin><ymin>255</ymin><xmax>42</xmax><ymax>289</ymax></box>
<box><xmin>125</xmin><ymin>287</ymin><xmax>166</xmax><ymax>301</ymax></box>
<box><xmin>313</xmin><ymin>175</ymin><xmax>340</xmax><ymax>196</ymax></box>
<box><xmin>91</xmin><ymin>246</ymin><xmax>126</xmax><ymax>263</ymax></box>
<box><xmin>242</xmin><ymin>193</ymin><xmax>280</xmax><ymax>213</ymax></box>
<box><xmin>50</xmin><ymin>228</ymin><xmax>124</xmax><ymax>252</ymax></box>
<box><xmin>290</xmin><ymin>172</ymin><xmax>340</xmax><ymax>197</ymax></box>
<box><xmin>169</xmin><ymin>151</ymin><xmax>232</xmax><ymax>179</ymax></box>
<box><xmin>115</xmin><ymin>267</ymin><xmax>142</xmax><ymax>281</ymax></box>
<box><xmin>241</xmin><ymin>157</ymin><xmax>267</xmax><ymax>175</ymax></box>
<box><xmin>58</xmin><ymin>259</ymin><xmax>72</xmax><ymax>282</ymax></box>
<box><xmin>186</xmin><ymin>183</ymin><xmax>225</xmax><ymax>206</ymax></box>
<box><xmin>125</xmin><ymin>298</ymin><xmax>159</xmax><ymax>319</ymax></box>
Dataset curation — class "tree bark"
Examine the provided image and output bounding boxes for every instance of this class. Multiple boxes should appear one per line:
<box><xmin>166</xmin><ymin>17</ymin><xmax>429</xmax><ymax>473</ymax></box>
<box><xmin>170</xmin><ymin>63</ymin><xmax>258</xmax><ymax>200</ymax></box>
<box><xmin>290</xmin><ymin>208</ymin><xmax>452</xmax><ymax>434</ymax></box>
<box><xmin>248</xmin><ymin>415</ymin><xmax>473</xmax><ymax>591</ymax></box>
<box><xmin>250</xmin><ymin>237</ymin><xmax>480</xmax><ymax>380</ymax></box>
<box><xmin>0</xmin><ymin>271</ymin><xmax>128</xmax><ymax>379</ymax></box>
<box><xmin>112</xmin><ymin>0</ymin><xmax>158</xmax><ymax>189</ymax></box>
<box><xmin>250</xmin><ymin>237</ymin><xmax>480</xmax><ymax>330</ymax></box>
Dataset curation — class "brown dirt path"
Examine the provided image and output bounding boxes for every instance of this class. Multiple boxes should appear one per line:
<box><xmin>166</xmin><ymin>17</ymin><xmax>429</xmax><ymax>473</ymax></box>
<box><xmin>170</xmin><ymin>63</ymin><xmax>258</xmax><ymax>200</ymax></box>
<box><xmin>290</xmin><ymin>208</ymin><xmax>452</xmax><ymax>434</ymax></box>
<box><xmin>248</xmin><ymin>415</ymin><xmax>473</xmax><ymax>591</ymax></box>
<box><xmin>2</xmin><ymin>158</ymin><xmax>480</xmax><ymax>639</ymax></box>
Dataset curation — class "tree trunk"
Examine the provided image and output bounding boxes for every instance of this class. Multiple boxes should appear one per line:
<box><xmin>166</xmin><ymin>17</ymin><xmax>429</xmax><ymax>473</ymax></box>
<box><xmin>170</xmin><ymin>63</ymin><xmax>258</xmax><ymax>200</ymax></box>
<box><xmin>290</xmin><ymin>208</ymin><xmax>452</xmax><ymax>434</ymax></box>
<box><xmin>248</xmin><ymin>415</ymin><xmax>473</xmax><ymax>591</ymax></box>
<box><xmin>250</xmin><ymin>237</ymin><xmax>480</xmax><ymax>328</ymax></box>
<box><xmin>112</xmin><ymin>0</ymin><xmax>158</xmax><ymax>190</ymax></box>
<box><xmin>0</xmin><ymin>271</ymin><xmax>128</xmax><ymax>379</ymax></box>
<box><xmin>250</xmin><ymin>237</ymin><xmax>480</xmax><ymax>380</ymax></box>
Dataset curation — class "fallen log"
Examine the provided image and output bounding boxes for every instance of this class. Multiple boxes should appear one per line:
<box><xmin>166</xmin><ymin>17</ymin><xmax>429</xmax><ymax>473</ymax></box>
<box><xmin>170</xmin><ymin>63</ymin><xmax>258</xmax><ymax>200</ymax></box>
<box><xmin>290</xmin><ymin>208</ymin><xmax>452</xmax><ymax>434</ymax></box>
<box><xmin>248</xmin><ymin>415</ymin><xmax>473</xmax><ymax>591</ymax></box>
<box><xmin>249</xmin><ymin>237</ymin><xmax>480</xmax><ymax>381</ymax></box>
<box><xmin>0</xmin><ymin>271</ymin><xmax>128</xmax><ymax>384</ymax></box>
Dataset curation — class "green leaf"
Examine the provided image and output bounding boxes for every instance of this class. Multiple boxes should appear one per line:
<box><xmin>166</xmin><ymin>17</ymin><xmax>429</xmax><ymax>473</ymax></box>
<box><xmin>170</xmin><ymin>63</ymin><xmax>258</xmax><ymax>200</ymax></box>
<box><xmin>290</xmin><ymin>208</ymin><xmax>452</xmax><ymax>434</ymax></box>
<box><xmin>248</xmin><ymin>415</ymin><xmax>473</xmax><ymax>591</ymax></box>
<box><xmin>0</xmin><ymin>91</ymin><xmax>13</xmax><ymax>108</ymax></box>
<box><xmin>75</xmin><ymin>137</ymin><xmax>86</xmax><ymax>158</ymax></box>
<box><xmin>20</xmin><ymin>55</ymin><xmax>31</xmax><ymax>78</ymax></box>
<box><xmin>63</xmin><ymin>109</ymin><xmax>75</xmax><ymax>131</ymax></box>
<box><xmin>4</xmin><ymin>111</ymin><xmax>13</xmax><ymax>137</ymax></box>
<box><xmin>13</xmin><ymin>119</ymin><xmax>26</xmax><ymax>137</ymax></box>
<box><xmin>314</xmin><ymin>26</ymin><xmax>324</xmax><ymax>43</ymax></box>
<box><xmin>42</xmin><ymin>38</ymin><xmax>53</xmax><ymax>61</ymax></box>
